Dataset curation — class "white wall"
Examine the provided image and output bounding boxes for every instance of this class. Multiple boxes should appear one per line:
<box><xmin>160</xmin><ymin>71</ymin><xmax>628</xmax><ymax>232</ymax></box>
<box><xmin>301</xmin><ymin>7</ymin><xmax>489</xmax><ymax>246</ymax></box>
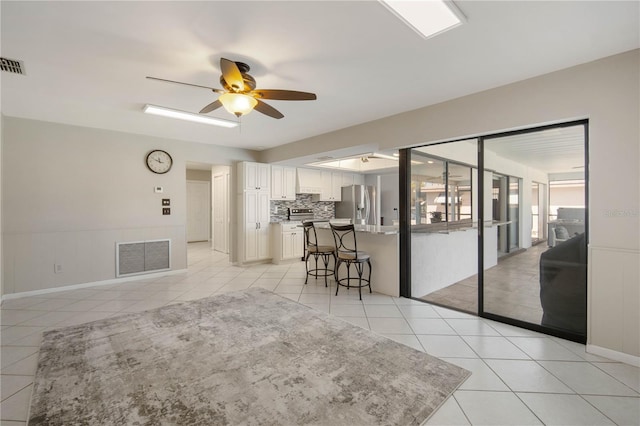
<box><xmin>1</xmin><ymin>117</ymin><xmax>255</xmax><ymax>296</ymax></box>
<box><xmin>261</xmin><ymin>50</ymin><xmax>640</xmax><ymax>359</ymax></box>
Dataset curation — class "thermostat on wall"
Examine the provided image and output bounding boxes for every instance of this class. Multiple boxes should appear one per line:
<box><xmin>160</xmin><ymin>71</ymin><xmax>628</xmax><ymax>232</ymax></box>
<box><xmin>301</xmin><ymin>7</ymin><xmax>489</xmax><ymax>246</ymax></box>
<box><xmin>154</xmin><ymin>186</ymin><xmax>164</xmax><ymax>193</ymax></box>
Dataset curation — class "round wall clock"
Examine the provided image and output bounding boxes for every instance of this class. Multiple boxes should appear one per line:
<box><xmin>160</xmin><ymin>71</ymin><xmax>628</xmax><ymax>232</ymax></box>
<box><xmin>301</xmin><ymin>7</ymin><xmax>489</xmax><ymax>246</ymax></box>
<box><xmin>146</xmin><ymin>150</ymin><xmax>173</xmax><ymax>174</ymax></box>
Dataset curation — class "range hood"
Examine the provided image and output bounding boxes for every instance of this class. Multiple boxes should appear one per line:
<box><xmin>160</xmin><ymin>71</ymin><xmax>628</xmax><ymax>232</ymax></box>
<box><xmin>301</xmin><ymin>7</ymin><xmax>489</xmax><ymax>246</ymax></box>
<box><xmin>296</xmin><ymin>168</ymin><xmax>322</xmax><ymax>194</ymax></box>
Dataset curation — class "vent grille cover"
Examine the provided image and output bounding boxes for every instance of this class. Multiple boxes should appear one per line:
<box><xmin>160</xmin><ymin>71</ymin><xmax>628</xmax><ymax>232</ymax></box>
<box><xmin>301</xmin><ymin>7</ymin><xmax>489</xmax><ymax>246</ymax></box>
<box><xmin>0</xmin><ymin>57</ymin><xmax>25</xmax><ymax>75</ymax></box>
<box><xmin>116</xmin><ymin>239</ymin><xmax>171</xmax><ymax>277</ymax></box>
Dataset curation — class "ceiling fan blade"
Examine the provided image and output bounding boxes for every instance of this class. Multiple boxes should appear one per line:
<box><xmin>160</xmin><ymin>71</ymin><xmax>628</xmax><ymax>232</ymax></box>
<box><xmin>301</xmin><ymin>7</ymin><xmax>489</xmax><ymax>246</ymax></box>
<box><xmin>251</xmin><ymin>89</ymin><xmax>317</xmax><ymax>101</ymax></box>
<box><xmin>220</xmin><ymin>58</ymin><xmax>245</xmax><ymax>92</ymax></box>
<box><xmin>199</xmin><ymin>100</ymin><xmax>223</xmax><ymax>114</ymax></box>
<box><xmin>254</xmin><ymin>100</ymin><xmax>284</xmax><ymax>119</ymax></box>
<box><xmin>146</xmin><ymin>76</ymin><xmax>223</xmax><ymax>93</ymax></box>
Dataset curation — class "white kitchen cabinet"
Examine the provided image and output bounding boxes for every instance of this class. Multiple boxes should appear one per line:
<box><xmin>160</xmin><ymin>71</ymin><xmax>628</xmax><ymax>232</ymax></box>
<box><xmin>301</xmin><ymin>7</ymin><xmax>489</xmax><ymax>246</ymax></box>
<box><xmin>242</xmin><ymin>190</ymin><xmax>270</xmax><ymax>262</ymax></box>
<box><xmin>272</xmin><ymin>222</ymin><xmax>304</xmax><ymax>264</ymax></box>
<box><xmin>315</xmin><ymin>171</ymin><xmax>342</xmax><ymax>201</ymax></box>
<box><xmin>238</xmin><ymin>161</ymin><xmax>271</xmax><ymax>264</ymax></box>
<box><xmin>271</xmin><ymin>165</ymin><xmax>296</xmax><ymax>200</ymax></box>
<box><xmin>341</xmin><ymin>172</ymin><xmax>365</xmax><ymax>186</ymax></box>
<box><xmin>239</xmin><ymin>161</ymin><xmax>270</xmax><ymax>191</ymax></box>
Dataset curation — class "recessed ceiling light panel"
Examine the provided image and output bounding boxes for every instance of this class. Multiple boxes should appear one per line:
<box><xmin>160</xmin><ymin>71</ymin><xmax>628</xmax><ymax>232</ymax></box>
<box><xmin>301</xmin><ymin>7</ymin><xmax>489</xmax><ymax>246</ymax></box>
<box><xmin>143</xmin><ymin>104</ymin><xmax>238</xmax><ymax>128</ymax></box>
<box><xmin>380</xmin><ymin>0</ymin><xmax>466</xmax><ymax>40</ymax></box>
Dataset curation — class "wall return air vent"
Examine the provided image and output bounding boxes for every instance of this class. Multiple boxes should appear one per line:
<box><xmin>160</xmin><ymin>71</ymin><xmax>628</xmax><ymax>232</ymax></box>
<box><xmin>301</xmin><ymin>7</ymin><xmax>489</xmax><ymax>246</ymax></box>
<box><xmin>116</xmin><ymin>239</ymin><xmax>171</xmax><ymax>277</ymax></box>
<box><xmin>0</xmin><ymin>57</ymin><xmax>25</xmax><ymax>75</ymax></box>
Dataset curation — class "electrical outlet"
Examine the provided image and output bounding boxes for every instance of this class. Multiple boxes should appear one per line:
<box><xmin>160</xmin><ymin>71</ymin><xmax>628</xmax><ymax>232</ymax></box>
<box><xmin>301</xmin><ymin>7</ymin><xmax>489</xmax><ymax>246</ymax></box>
<box><xmin>162</xmin><ymin>208</ymin><xmax>171</xmax><ymax>215</ymax></box>
<box><xmin>162</xmin><ymin>198</ymin><xmax>170</xmax><ymax>206</ymax></box>
<box><xmin>54</xmin><ymin>264</ymin><xmax>63</xmax><ymax>274</ymax></box>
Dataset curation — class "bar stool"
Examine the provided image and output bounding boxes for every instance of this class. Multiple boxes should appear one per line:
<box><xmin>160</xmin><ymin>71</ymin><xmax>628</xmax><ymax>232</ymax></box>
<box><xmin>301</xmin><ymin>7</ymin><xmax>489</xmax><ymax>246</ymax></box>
<box><xmin>330</xmin><ymin>223</ymin><xmax>372</xmax><ymax>300</ymax></box>
<box><xmin>303</xmin><ymin>221</ymin><xmax>336</xmax><ymax>287</ymax></box>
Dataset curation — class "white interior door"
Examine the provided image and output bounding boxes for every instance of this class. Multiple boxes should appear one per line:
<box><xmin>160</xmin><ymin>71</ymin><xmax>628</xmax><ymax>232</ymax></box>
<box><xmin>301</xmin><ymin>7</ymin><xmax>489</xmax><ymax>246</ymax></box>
<box><xmin>213</xmin><ymin>173</ymin><xmax>229</xmax><ymax>253</ymax></box>
<box><xmin>187</xmin><ymin>180</ymin><xmax>210</xmax><ymax>242</ymax></box>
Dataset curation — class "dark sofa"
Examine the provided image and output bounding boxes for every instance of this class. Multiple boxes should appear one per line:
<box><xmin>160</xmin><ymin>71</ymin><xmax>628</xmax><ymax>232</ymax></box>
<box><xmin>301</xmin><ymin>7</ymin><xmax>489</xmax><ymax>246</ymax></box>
<box><xmin>539</xmin><ymin>233</ymin><xmax>587</xmax><ymax>336</ymax></box>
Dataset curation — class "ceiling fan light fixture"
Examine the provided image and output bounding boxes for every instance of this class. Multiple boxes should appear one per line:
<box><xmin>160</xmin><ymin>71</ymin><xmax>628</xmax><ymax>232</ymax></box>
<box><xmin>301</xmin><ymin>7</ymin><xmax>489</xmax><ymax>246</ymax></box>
<box><xmin>219</xmin><ymin>93</ymin><xmax>258</xmax><ymax>117</ymax></box>
<box><xmin>143</xmin><ymin>104</ymin><xmax>238</xmax><ymax>128</ymax></box>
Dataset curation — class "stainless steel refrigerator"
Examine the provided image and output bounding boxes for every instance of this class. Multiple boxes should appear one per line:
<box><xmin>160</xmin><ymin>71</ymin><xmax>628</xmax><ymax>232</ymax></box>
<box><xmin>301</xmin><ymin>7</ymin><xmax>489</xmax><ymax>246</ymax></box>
<box><xmin>335</xmin><ymin>185</ymin><xmax>378</xmax><ymax>225</ymax></box>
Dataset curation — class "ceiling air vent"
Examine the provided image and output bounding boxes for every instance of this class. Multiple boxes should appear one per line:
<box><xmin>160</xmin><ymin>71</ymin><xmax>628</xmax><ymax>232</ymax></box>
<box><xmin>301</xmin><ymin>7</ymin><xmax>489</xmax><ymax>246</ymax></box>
<box><xmin>1</xmin><ymin>57</ymin><xmax>25</xmax><ymax>75</ymax></box>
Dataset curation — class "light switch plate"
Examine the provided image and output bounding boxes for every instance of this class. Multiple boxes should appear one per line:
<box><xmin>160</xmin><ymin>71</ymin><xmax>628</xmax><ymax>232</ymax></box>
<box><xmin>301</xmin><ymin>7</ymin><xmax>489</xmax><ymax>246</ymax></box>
<box><xmin>154</xmin><ymin>186</ymin><xmax>164</xmax><ymax>193</ymax></box>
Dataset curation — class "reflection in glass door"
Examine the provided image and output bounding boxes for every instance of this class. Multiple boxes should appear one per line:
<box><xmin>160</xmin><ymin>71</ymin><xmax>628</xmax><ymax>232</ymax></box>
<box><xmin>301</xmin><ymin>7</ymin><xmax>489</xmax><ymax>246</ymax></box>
<box><xmin>508</xmin><ymin>177</ymin><xmax>520</xmax><ymax>252</ymax></box>
<box><xmin>531</xmin><ymin>182</ymin><xmax>547</xmax><ymax>244</ymax></box>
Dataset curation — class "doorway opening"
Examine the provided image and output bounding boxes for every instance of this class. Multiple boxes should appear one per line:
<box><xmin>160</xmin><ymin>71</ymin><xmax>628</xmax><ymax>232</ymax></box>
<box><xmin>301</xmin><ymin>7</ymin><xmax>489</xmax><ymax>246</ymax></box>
<box><xmin>186</xmin><ymin>163</ymin><xmax>231</xmax><ymax>259</ymax></box>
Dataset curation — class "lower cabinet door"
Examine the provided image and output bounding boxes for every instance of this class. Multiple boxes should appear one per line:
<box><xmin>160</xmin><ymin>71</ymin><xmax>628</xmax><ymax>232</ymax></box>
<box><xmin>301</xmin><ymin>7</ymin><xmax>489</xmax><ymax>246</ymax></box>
<box><xmin>293</xmin><ymin>232</ymin><xmax>304</xmax><ymax>259</ymax></box>
<box><xmin>282</xmin><ymin>232</ymin><xmax>294</xmax><ymax>259</ymax></box>
<box><xmin>258</xmin><ymin>224</ymin><xmax>270</xmax><ymax>260</ymax></box>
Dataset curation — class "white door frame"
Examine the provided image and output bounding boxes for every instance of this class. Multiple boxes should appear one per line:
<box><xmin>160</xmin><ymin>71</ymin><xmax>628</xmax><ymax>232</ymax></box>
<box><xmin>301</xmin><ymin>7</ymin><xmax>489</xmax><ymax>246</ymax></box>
<box><xmin>213</xmin><ymin>170</ymin><xmax>230</xmax><ymax>253</ymax></box>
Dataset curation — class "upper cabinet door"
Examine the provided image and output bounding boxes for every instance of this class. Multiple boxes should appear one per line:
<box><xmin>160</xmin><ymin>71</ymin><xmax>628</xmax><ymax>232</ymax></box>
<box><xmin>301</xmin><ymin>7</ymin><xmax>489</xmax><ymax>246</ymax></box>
<box><xmin>331</xmin><ymin>172</ymin><xmax>343</xmax><ymax>201</ymax></box>
<box><xmin>283</xmin><ymin>167</ymin><xmax>296</xmax><ymax>200</ymax></box>
<box><xmin>271</xmin><ymin>165</ymin><xmax>284</xmax><ymax>199</ymax></box>
<box><xmin>257</xmin><ymin>163</ymin><xmax>270</xmax><ymax>190</ymax></box>
<box><xmin>240</xmin><ymin>162</ymin><xmax>270</xmax><ymax>191</ymax></box>
<box><xmin>317</xmin><ymin>171</ymin><xmax>343</xmax><ymax>201</ymax></box>
<box><xmin>271</xmin><ymin>165</ymin><xmax>296</xmax><ymax>200</ymax></box>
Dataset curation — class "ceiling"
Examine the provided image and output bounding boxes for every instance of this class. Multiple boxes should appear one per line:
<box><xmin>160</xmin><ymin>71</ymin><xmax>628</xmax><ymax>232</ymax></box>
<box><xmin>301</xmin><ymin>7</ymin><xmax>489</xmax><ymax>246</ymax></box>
<box><xmin>1</xmin><ymin>1</ymin><xmax>638</xmax><ymax>152</ymax></box>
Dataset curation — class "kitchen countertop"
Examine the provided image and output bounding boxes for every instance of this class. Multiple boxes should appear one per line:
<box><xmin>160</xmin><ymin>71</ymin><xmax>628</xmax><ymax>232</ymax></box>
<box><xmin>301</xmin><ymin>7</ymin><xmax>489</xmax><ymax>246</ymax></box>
<box><xmin>312</xmin><ymin>222</ymin><xmax>399</xmax><ymax>235</ymax></box>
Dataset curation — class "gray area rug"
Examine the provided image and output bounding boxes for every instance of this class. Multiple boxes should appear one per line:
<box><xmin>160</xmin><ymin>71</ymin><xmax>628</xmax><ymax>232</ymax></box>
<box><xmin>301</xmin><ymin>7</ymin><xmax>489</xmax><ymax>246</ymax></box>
<box><xmin>29</xmin><ymin>288</ymin><xmax>470</xmax><ymax>425</ymax></box>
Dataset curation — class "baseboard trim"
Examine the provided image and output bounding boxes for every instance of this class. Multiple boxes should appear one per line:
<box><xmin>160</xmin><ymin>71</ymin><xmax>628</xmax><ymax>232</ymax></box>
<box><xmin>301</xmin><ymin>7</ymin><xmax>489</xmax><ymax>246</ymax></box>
<box><xmin>587</xmin><ymin>344</ymin><xmax>640</xmax><ymax>367</ymax></box>
<box><xmin>1</xmin><ymin>269</ymin><xmax>188</xmax><ymax>302</ymax></box>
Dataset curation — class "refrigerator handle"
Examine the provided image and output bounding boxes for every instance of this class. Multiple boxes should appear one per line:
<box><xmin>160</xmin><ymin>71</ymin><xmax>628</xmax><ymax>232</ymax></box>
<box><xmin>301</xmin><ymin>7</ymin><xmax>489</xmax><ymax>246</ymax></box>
<box><xmin>364</xmin><ymin>187</ymin><xmax>371</xmax><ymax>224</ymax></box>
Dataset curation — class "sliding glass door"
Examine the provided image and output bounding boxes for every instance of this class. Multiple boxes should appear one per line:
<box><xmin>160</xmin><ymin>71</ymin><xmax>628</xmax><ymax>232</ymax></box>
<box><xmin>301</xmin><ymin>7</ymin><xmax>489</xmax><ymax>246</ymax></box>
<box><xmin>401</xmin><ymin>120</ymin><xmax>588</xmax><ymax>342</ymax></box>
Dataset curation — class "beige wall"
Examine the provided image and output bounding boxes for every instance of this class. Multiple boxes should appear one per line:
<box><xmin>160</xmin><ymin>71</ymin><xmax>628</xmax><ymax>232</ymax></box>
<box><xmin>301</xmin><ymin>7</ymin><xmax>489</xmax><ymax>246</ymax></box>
<box><xmin>261</xmin><ymin>49</ymin><xmax>640</xmax><ymax>359</ymax></box>
<box><xmin>1</xmin><ymin>117</ymin><xmax>256</xmax><ymax>295</ymax></box>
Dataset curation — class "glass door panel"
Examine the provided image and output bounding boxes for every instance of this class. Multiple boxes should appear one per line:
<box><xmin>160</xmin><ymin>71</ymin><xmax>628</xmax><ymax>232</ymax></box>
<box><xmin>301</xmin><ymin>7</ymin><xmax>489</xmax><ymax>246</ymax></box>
<box><xmin>410</xmin><ymin>139</ymin><xmax>479</xmax><ymax>314</ymax></box>
<box><xmin>481</xmin><ymin>124</ymin><xmax>587</xmax><ymax>340</ymax></box>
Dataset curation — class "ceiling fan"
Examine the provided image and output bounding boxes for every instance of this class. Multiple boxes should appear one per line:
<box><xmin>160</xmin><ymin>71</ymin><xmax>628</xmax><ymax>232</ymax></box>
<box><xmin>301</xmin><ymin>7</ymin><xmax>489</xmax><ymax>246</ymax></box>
<box><xmin>146</xmin><ymin>58</ymin><xmax>316</xmax><ymax>119</ymax></box>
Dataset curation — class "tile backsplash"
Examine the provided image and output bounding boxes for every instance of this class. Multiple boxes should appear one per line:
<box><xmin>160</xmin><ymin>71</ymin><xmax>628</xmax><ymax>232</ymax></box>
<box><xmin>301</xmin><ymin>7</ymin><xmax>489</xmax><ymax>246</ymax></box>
<box><xmin>270</xmin><ymin>194</ymin><xmax>335</xmax><ymax>222</ymax></box>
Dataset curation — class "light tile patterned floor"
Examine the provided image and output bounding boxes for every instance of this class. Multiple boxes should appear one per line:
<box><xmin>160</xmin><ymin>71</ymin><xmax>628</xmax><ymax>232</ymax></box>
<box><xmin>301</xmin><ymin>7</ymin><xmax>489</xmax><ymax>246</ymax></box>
<box><xmin>1</xmin><ymin>242</ymin><xmax>638</xmax><ymax>425</ymax></box>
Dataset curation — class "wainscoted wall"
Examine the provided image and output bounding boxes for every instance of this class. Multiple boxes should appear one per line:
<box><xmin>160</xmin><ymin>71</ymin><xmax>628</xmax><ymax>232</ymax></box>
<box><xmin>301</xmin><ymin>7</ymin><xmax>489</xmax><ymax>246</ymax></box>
<box><xmin>2</xmin><ymin>117</ymin><xmax>256</xmax><ymax>297</ymax></box>
<box><xmin>589</xmin><ymin>246</ymin><xmax>640</xmax><ymax>361</ymax></box>
<box><xmin>270</xmin><ymin>194</ymin><xmax>335</xmax><ymax>222</ymax></box>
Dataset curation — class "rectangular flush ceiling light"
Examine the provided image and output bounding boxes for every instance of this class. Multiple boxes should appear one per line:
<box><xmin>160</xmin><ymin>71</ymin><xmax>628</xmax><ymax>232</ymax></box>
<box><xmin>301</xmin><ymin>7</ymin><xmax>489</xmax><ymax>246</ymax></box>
<box><xmin>380</xmin><ymin>0</ymin><xmax>465</xmax><ymax>39</ymax></box>
<box><xmin>143</xmin><ymin>104</ymin><xmax>238</xmax><ymax>128</ymax></box>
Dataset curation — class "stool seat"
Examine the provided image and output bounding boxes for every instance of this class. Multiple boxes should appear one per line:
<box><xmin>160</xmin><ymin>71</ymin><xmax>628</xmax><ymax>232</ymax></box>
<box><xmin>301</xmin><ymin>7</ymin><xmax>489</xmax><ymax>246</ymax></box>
<box><xmin>337</xmin><ymin>251</ymin><xmax>370</xmax><ymax>261</ymax></box>
<box><xmin>308</xmin><ymin>245</ymin><xmax>335</xmax><ymax>254</ymax></box>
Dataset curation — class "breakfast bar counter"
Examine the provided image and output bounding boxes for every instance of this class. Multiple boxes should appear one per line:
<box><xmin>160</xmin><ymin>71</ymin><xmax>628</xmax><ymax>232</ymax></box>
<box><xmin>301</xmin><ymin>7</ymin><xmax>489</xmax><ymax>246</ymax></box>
<box><xmin>312</xmin><ymin>223</ymin><xmax>399</xmax><ymax>297</ymax></box>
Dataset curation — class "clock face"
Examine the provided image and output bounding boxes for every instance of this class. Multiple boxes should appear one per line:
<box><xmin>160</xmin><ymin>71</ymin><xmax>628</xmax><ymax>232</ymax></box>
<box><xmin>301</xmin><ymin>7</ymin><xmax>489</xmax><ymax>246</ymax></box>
<box><xmin>146</xmin><ymin>150</ymin><xmax>173</xmax><ymax>174</ymax></box>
